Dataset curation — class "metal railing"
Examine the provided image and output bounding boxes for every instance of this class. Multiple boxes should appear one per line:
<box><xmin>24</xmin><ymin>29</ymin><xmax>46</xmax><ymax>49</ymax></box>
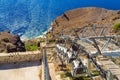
<box><xmin>43</xmin><ymin>49</ymin><xmax>51</xmax><ymax>80</ymax></box>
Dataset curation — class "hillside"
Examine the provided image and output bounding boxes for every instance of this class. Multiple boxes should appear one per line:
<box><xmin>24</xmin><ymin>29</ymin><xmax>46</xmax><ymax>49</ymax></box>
<box><xmin>51</xmin><ymin>7</ymin><xmax>120</xmax><ymax>37</ymax></box>
<box><xmin>0</xmin><ymin>31</ymin><xmax>25</xmax><ymax>53</ymax></box>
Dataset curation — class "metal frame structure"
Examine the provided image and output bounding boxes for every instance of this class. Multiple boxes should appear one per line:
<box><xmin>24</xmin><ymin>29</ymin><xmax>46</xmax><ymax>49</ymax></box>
<box><xmin>73</xmin><ymin>26</ymin><xmax>120</xmax><ymax>79</ymax></box>
<box><xmin>73</xmin><ymin>26</ymin><xmax>120</xmax><ymax>55</ymax></box>
<box><xmin>56</xmin><ymin>25</ymin><xmax>120</xmax><ymax>79</ymax></box>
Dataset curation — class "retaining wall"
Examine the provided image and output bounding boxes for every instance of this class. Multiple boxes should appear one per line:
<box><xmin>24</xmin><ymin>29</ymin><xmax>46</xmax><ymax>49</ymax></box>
<box><xmin>0</xmin><ymin>51</ymin><xmax>42</xmax><ymax>64</ymax></box>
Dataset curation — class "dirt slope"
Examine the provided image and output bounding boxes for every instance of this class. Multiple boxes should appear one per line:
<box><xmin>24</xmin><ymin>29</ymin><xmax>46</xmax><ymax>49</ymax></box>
<box><xmin>51</xmin><ymin>7</ymin><xmax>120</xmax><ymax>37</ymax></box>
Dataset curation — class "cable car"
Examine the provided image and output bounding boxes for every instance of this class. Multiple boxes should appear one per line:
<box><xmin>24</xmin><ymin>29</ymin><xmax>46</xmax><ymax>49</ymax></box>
<box><xmin>56</xmin><ymin>44</ymin><xmax>68</xmax><ymax>58</ymax></box>
<box><xmin>71</xmin><ymin>59</ymin><xmax>86</xmax><ymax>76</ymax></box>
<box><xmin>66</xmin><ymin>50</ymin><xmax>78</xmax><ymax>63</ymax></box>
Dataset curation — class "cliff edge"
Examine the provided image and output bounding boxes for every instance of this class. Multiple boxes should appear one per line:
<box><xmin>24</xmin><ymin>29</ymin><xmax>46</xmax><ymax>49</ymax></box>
<box><xmin>51</xmin><ymin>7</ymin><xmax>120</xmax><ymax>37</ymax></box>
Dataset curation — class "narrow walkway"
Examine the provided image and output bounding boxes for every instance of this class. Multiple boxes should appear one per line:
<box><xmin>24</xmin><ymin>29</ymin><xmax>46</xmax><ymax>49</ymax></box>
<box><xmin>42</xmin><ymin>61</ymin><xmax>44</xmax><ymax>80</ymax></box>
<box><xmin>48</xmin><ymin>63</ymin><xmax>56</xmax><ymax>80</ymax></box>
<box><xmin>98</xmin><ymin>56</ymin><xmax>120</xmax><ymax>79</ymax></box>
<box><xmin>42</xmin><ymin>63</ymin><xmax>56</xmax><ymax>80</ymax></box>
<box><xmin>0</xmin><ymin>61</ymin><xmax>41</xmax><ymax>80</ymax></box>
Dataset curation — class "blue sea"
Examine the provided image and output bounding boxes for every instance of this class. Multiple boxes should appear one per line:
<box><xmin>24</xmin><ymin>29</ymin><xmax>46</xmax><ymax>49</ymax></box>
<box><xmin>0</xmin><ymin>0</ymin><xmax>120</xmax><ymax>39</ymax></box>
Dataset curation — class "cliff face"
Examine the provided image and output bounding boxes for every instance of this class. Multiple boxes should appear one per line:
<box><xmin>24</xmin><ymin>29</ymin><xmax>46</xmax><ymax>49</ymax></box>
<box><xmin>0</xmin><ymin>31</ymin><xmax>26</xmax><ymax>53</ymax></box>
<box><xmin>51</xmin><ymin>7</ymin><xmax>120</xmax><ymax>37</ymax></box>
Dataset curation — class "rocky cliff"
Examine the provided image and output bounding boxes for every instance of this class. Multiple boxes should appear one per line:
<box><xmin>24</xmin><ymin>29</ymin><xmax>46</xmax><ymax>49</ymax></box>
<box><xmin>51</xmin><ymin>7</ymin><xmax>120</xmax><ymax>37</ymax></box>
<box><xmin>0</xmin><ymin>31</ymin><xmax>26</xmax><ymax>53</ymax></box>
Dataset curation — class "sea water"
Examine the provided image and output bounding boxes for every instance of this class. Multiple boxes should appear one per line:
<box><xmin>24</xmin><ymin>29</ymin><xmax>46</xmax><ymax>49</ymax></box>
<box><xmin>0</xmin><ymin>0</ymin><xmax>120</xmax><ymax>39</ymax></box>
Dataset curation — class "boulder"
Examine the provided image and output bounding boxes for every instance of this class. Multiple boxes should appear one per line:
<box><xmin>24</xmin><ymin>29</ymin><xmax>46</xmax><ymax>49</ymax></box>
<box><xmin>0</xmin><ymin>31</ymin><xmax>26</xmax><ymax>53</ymax></box>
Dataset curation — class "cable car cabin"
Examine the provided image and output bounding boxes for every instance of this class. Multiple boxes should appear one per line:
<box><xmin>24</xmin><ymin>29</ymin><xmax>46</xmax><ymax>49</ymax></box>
<box><xmin>71</xmin><ymin>43</ymin><xmax>79</xmax><ymax>52</ymax></box>
<box><xmin>66</xmin><ymin>51</ymin><xmax>77</xmax><ymax>63</ymax></box>
<box><xmin>60</xmin><ymin>46</ymin><xmax>68</xmax><ymax>58</ymax></box>
<box><xmin>71</xmin><ymin>60</ymin><xmax>86</xmax><ymax>76</ymax></box>
<box><xmin>56</xmin><ymin>46</ymin><xmax>63</xmax><ymax>57</ymax></box>
<box><xmin>63</xmin><ymin>47</ymin><xmax>68</xmax><ymax>54</ymax></box>
<box><xmin>56</xmin><ymin>44</ymin><xmax>61</xmax><ymax>53</ymax></box>
<box><xmin>56</xmin><ymin>44</ymin><xmax>68</xmax><ymax>58</ymax></box>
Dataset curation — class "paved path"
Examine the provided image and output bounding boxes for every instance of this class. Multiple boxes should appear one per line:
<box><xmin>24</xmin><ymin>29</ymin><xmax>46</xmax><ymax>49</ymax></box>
<box><xmin>98</xmin><ymin>56</ymin><xmax>120</xmax><ymax>79</ymax></box>
<box><xmin>0</xmin><ymin>61</ymin><xmax>41</xmax><ymax>80</ymax></box>
<box><xmin>49</xmin><ymin>63</ymin><xmax>56</xmax><ymax>80</ymax></box>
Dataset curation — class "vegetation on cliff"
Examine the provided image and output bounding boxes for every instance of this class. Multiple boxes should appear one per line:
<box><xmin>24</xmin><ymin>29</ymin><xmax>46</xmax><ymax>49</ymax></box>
<box><xmin>25</xmin><ymin>40</ymin><xmax>40</xmax><ymax>51</ymax></box>
<box><xmin>113</xmin><ymin>23</ymin><xmax>120</xmax><ymax>34</ymax></box>
<box><xmin>25</xmin><ymin>44</ymin><xmax>38</xmax><ymax>51</ymax></box>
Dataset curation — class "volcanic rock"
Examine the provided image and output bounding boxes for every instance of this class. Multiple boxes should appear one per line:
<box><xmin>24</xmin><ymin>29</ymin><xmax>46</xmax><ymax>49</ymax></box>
<box><xmin>0</xmin><ymin>31</ymin><xmax>26</xmax><ymax>53</ymax></box>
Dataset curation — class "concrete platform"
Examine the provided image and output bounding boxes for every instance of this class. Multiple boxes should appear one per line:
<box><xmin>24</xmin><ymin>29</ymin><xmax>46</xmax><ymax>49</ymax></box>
<box><xmin>0</xmin><ymin>61</ymin><xmax>41</xmax><ymax>80</ymax></box>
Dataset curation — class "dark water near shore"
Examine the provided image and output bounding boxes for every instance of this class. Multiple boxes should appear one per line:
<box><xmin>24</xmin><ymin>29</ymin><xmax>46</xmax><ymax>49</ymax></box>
<box><xmin>0</xmin><ymin>0</ymin><xmax>120</xmax><ymax>39</ymax></box>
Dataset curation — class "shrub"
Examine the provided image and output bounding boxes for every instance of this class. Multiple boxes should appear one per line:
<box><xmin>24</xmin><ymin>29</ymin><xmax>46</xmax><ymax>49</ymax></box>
<box><xmin>49</xmin><ymin>39</ymin><xmax>56</xmax><ymax>43</ymax></box>
<box><xmin>40</xmin><ymin>40</ymin><xmax>45</xmax><ymax>42</ymax></box>
<box><xmin>113</xmin><ymin>23</ymin><xmax>120</xmax><ymax>32</ymax></box>
<box><xmin>92</xmin><ymin>70</ymin><xmax>100</xmax><ymax>76</ymax></box>
<box><xmin>25</xmin><ymin>44</ymin><xmax>38</xmax><ymax>51</ymax></box>
<box><xmin>60</xmin><ymin>71</ymin><xmax>72</xmax><ymax>79</ymax></box>
<box><xmin>113</xmin><ymin>23</ymin><xmax>120</xmax><ymax>35</ymax></box>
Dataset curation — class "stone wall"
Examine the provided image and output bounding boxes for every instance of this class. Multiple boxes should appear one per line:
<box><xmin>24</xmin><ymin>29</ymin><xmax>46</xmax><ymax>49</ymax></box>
<box><xmin>0</xmin><ymin>51</ymin><xmax>42</xmax><ymax>64</ymax></box>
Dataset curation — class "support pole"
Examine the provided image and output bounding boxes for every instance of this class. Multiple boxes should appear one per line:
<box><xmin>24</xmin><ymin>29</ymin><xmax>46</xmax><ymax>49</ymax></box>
<box><xmin>91</xmin><ymin>39</ymin><xmax>102</xmax><ymax>55</ymax></box>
